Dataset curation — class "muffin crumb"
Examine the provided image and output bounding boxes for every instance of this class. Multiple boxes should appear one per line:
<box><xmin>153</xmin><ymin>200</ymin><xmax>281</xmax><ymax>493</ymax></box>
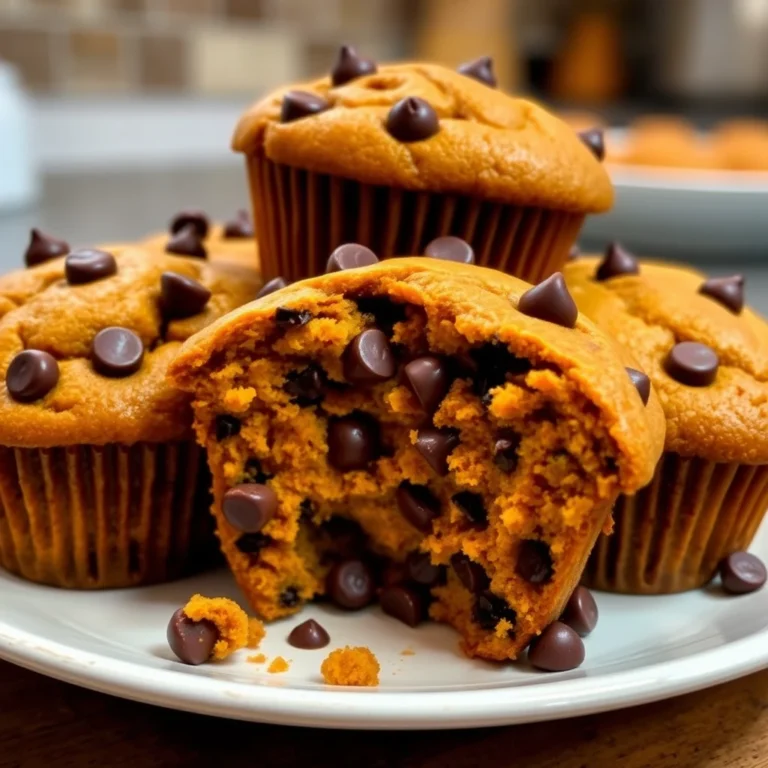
<box><xmin>247</xmin><ymin>653</ymin><xmax>267</xmax><ymax>664</ymax></box>
<box><xmin>400</xmin><ymin>649</ymin><xmax>415</xmax><ymax>656</ymax></box>
<box><xmin>247</xmin><ymin>617</ymin><xmax>266</xmax><ymax>648</ymax></box>
<box><xmin>182</xmin><ymin>594</ymin><xmax>249</xmax><ymax>661</ymax></box>
<box><xmin>267</xmin><ymin>656</ymin><xmax>290</xmax><ymax>674</ymax></box>
<box><xmin>321</xmin><ymin>646</ymin><xmax>380</xmax><ymax>687</ymax></box>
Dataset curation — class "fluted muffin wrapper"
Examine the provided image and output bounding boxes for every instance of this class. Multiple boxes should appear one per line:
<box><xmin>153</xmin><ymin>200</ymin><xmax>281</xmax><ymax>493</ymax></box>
<box><xmin>247</xmin><ymin>155</ymin><xmax>585</xmax><ymax>283</ymax></box>
<box><xmin>584</xmin><ymin>452</ymin><xmax>768</xmax><ymax>594</ymax></box>
<box><xmin>0</xmin><ymin>441</ymin><xmax>216</xmax><ymax>589</ymax></box>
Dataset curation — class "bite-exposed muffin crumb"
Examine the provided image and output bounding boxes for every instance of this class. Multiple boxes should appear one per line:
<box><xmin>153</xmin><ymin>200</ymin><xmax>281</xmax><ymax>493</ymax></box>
<box><xmin>182</xmin><ymin>594</ymin><xmax>249</xmax><ymax>661</ymax></box>
<box><xmin>321</xmin><ymin>646</ymin><xmax>380</xmax><ymax>687</ymax></box>
<box><xmin>267</xmin><ymin>656</ymin><xmax>290</xmax><ymax>673</ymax></box>
<box><xmin>247</xmin><ymin>617</ymin><xmax>266</xmax><ymax>648</ymax></box>
<box><xmin>248</xmin><ymin>653</ymin><xmax>267</xmax><ymax>664</ymax></box>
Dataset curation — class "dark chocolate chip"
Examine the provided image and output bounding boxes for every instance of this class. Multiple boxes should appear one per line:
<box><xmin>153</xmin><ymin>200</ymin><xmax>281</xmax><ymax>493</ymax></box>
<box><xmin>279</xmin><ymin>586</ymin><xmax>301</xmax><ymax>608</ymax></box>
<box><xmin>234</xmin><ymin>532</ymin><xmax>271</xmax><ymax>554</ymax></box>
<box><xmin>414</xmin><ymin>427</ymin><xmax>459</xmax><ymax>476</ymax></box>
<box><xmin>470</xmin><ymin>342</ymin><xmax>532</xmax><ymax>399</ymax></box>
<box><xmin>257</xmin><ymin>276</ymin><xmax>289</xmax><ymax>299</ymax></box>
<box><xmin>385</xmin><ymin>97</ymin><xmax>439</xmax><ymax>143</ymax></box>
<box><xmin>561</xmin><ymin>585</ymin><xmax>599</xmax><ymax>637</ymax></box>
<box><xmin>321</xmin><ymin>516</ymin><xmax>368</xmax><ymax>560</ymax></box>
<box><xmin>222</xmin><ymin>483</ymin><xmax>278</xmax><ymax>533</ymax></box>
<box><xmin>326</xmin><ymin>243</ymin><xmax>379</xmax><ymax>273</ymax></box>
<box><xmin>281</xmin><ymin>90</ymin><xmax>330</xmax><ymax>123</ymax></box>
<box><xmin>6</xmin><ymin>350</ymin><xmax>59</xmax><ymax>403</ymax></box>
<box><xmin>65</xmin><ymin>249</ymin><xmax>117</xmax><ymax>285</ymax></box>
<box><xmin>25</xmin><ymin>228</ymin><xmax>70</xmax><ymax>268</ymax></box>
<box><xmin>91</xmin><ymin>327</ymin><xmax>144</xmax><ymax>378</ymax></box>
<box><xmin>215</xmin><ymin>414</ymin><xmax>241</xmax><ymax>441</ymax></box>
<box><xmin>516</xmin><ymin>540</ymin><xmax>554</xmax><ymax>585</ymax></box>
<box><xmin>405</xmin><ymin>551</ymin><xmax>442</xmax><ymax>586</ymax></box>
<box><xmin>327</xmin><ymin>413</ymin><xmax>381</xmax><ymax>471</ymax></box>
<box><xmin>343</xmin><ymin>329</ymin><xmax>396</xmax><ymax>384</ymax></box>
<box><xmin>287</xmin><ymin>618</ymin><xmax>330</xmax><ymax>649</ymax></box>
<box><xmin>528</xmin><ymin>621</ymin><xmax>585</xmax><ymax>672</ymax></box>
<box><xmin>170</xmin><ymin>209</ymin><xmax>209</xmax><ymax>239</ymax></box>
<box><xmin>326</xmin><ymin>558</ymin><xmax>375</xmax><ymax>609</ymax></box>
<box><xmin>493</xmin><ymin>430</ymin><xmax>521</xmax><ymax>473</ymax></box>
<box><xmin>626</xmin><ymin>367</ymin><xmax>651</xmax><ymax>405</ymax></box>
<box><xmin>284</xmin><ymin>364</ymin><xmax>325</xmax><ymax>405</ymax></box>
<box><xmin>568</xmin><ymin>244</ymin><xmax>580</xmax><ymax>261</ymax></box>
<box><xmin>167</xmin><ymin>607</ymin><xmax>218</xmax><ymax>665</ymax></box>
<box><xmin>403</xmin><ymin>356</ymin><xmax>450</xmax><ymax>415</ymax></box>
<box><xmin>518</xmin><ymin>273</ymin><xmax>578</xmax><ymax>328</ymax></box>
<box><xmin>457</xmin><ymin>55</ymin><xmax>497</xmax><ymax>87</ymax></box>
<box><xmin>450</xmin><ymin>553</ymin><xmax>490</xmax><ymax>593</ymax></box>
<box><xmin>160</xmin><ymin>271</ymin><xmax>211</xmax><ymax>319</ymax></box>
<box><xmin>452</xmin><ymin>491</ymin><xmax>487</xmax><ymax>527</ymax></box>
<box><xmin>275</xmin><ymin>307</ymin><xmax>312</xmax><ymax>330</ymax></box>
<box><xmin>475</xmin><ymin>591</ymin><xmax>516</xmax><ymax>631</ymax></box>
<box><xmin>424</xmin><ymin>236</ymin><xmax>475</xmax><ymax>265</ymax></box>
<box><xmin>664</xmin><ymin>341</ymin><xmax>719</xmax><ymax>387</ymax></box>
<box><xmin>595</xmin><ymin>242</ymin><xmax>639</xmax><ymax>281</ymax></box>
<box><xmin>166</xmin><ymin>223</ymin><xmax>207</xmax><ymax>259</ymax></box>
<box><xmin>380</xmin><ymin>585</ymin><xmax>426</xmax><ymax>627</ymax></box>
<box><xmin>354</xmin><ymin>296</ymin><xmax>408</xmax><ymax>335</ymax></box>
<box><xmin>719</xmin><ymin>552</ymin><xmax>767</xmax><ymax>594</ymax></box>
<box><xmin>578</xmin><ymin>128</ymin><xmax>606</xmax><ymax>161</ymax></box>
<box><xmin>699</xmin><ymin>275</ymin><xmax>744</xmax><ymax>314</ymax></box>
<box><xmin>396</xmin><ymin>482</ymin><xmax>441</xmax><ymax>533</ymax></box>
<box><xmin>331</xmin><ymin>44</ymin><xmax>377</xmax><ymax>86</ymax></box>
<box><xmin>223</xmin><ymin>209</ymin><xmax>254</xmax><ymax>239</ymax></box>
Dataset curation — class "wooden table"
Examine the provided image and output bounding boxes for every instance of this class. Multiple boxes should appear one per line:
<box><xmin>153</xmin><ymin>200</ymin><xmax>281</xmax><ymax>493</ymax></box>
<box><xmin>2</xmin><ymin>661</ymin><xmax>767</xmax><ymax>768</ymax></box>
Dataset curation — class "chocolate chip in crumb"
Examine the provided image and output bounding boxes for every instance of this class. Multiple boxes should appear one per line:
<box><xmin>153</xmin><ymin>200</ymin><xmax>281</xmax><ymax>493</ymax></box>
<box><xmin>234</xmin><ymin>532</ymin><xmax>271</xmax><ymax>554</ymax></box>
<box><xmin>160</xmin><ymin>271</ymin><xmax>211</xmax><ymax>319</ymax></box>
<box><xmin>516</xmin><ymin>540</ymin><xmax>554</xmax><ymax>585</ymax></box>
<box><xmin>403</xmin><ymin>356</ymin><xmax>450</xmax><ymax>414</ymax></box>
<box><xmin>284</xmin><ymin>364</ymin><xmax>325</xmax><ymax>405</ymax></box>
<box><xmin>331</xmin><ymin>44</ymin><xmax>377</xmax><ymax>86</ymax></box>
<box><xmin>215</xmin><ymin>414</ymin><xmax>241</xmax><ymax>441</ymax></box>
<box><xmin>275</xmin><ymin>307</ymin><xmax>312</xmax><ymax>331</ymax></box>
<box><xmin>396</xmin><ymin>482</ymin><xmax>441</xmax><ymax>533</ymax></box>
<box><xmin>414</xmin><ymin>427</ymin><xmax>459</xmax><ymax>476</ymax></box>
<box><xmin>578</xmin><ymin>128</ymin><xmax>606</xmax><ymax>161</ymax></box>
<box><xmin>452</xmin><ymin>491</ymin><xmax>487</xmax><ymax>527</ymax></box>
<box><xmin>595</xmin><ymin>242</ymin><xmax>639</xmax><ymax>281</ymax></box>
<box><xmin>65</xmin><ymin>249</ymin><xmax>117</xmax><ymax>285</ymax></box>
<box><xmin>6</xmin><ymin>350</ymin><xmax>59</xmax><ymax>403</ymax></box>
<box><xmin>257</xmin><ymin>276</ymin><xmax>289</xmax><ymax>299</ymax></box>
<box><xmin>327</xmin><ymin>413</ymin><xmax>381</xmax><ymax>471</ymax></box>
<box><xmin>279</xmin><ymin>586</ymin><xmax>301</xmax><ymax>608</ymax></box>
<box><xmin>450</xmin><ymin>553</ymin><xmax>490</xmax><ymax>594</ymax></box>
<box><xmin>222</xmin><ymin>483</ymin><xmax>278</xmax><ymax>533</ymax></box>
<box><xmin>243</xmin><ymin>458</ymin><xmax>270</xmax><ymax>484</ymax></box>
<box><xmin>457</xmin><ymin>55</ymin><xmax>497</xmax><ymax>87</ymax></box>
<box><xmin>719</xmin><ymin>552</ymin><xmax>767</xmax><ymax>594</ymax></box>
<box><xmin>626</xmin><ymin>367</ymin><xmax>651</xmax><ymax>405</ymax></box>
<box><xmin>528</xmin><ymin>621</ymin><xmax>585</xmax><ymax>672</ymax></box>
<box><xmin>343</xmin><ymin>329</ymin><xmax>396</xmax><ymax>384</ymax></box>
<box><xmin>493</xmin><ymin>430</ymin><xmax>521</xmax><ymax>473</ymax></box>
<box><xmin>91</xmin><ymin>327</ymin><xmax>144</xmax><ymax>378</ymax></box>
<box><xmin>475</xmin><ymin>591</ymin><xmax>516</xmax><ymax>631</ymax></box>
<box><xmin>470</xmin><ymin>342</ymin><xmax>532</xmax><ymax>399</ymax></box>
<box><xmin>326</xmin><ymin>558</ymin><xmax>375</xmax><ymax>609</ymax></box>
<box><xmin>699</xmin><ymin>275</ymin><xmax>745</xmax><ymax>314</ymax></box>
<box><xmin>25</xmin><ymin>228</ymin><xmax>69</xmax><ymax>267</ymax></box>
<box><xmin>380</xmin><ymin>585</ymin><xmax>426</xmax><ymax>627</ymax></box>
<box><xmin>166</xmin><ymin>224</ymin><xmax>207</xmax><ymax>259</ymax></box>
<box><xmin>665</xmin><ymin>342</ymin><xmax>719</xmax><ymax>387</ymax></box>
<box><xmin>424</xmin><ymin>236</ymin><xmax>475</xmax><ymax>265</ymax></box>
<box><xmin>326</xmin><ymin>243</ymin><xmax>379</xmax><ymax>273</ymax></box>
<box><xmin>561</xmin><ymin>586</ymin><xmax>599</xmax><ymax>637</ymax></box>
<box><xmin>518</xmin><ymin>273</ymin><xmax>578</xmax><ymax>328</ymax></box>
<box><xmin>167</xmin><ymin>608</ymin><xmax>218</xmax><ymax>665</ymax></box>
<box><xmin>281</xmin><ymin>90</ymin><xmax>330</xmax><ymax>123</ymax></box>
<box><xmin>385</xmin><ymin>97</ymin><xmax>440</xmax><ymax>142</ymax></box>
<box><xmin>288</xmin><ymin>619</ymin><xmax>330</xmax><ymax>649</ymax></box>
<box><xmin>223</xmin><ymin>209</ymin><xmax>253</xmax><ymax>239</ymax></box>
<box><xmin>354</xmin><ymin>296</ymin><xmax>408</xmax><ymax>335</ymax></box>
<box><xmin>170</xmin><ymin>210</ymin><xmax>209</xmax><ymax>239</ymax></box>
<box><xmin>405</xmin><ymin>551</ymin><xmax>443</xmax><ymax>587</ymax></box>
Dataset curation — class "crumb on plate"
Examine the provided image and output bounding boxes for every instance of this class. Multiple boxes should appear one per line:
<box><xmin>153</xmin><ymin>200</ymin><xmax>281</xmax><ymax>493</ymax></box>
<box><xmin>182</xmin><ymin>594</ymin><xmax>249</xmax><ymax>661</ymax></box>
<box><xmin>321</xmin><ymin>646</ymin><xmax>380</xmax><ymax>687</ymax></box>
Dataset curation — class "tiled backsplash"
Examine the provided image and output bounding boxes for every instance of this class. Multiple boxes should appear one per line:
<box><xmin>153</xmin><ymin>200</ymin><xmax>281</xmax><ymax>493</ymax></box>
<box><xmin>0</xmin><ymin>0</ymin><xmax>409</xmax><ymax>94</ymax></box>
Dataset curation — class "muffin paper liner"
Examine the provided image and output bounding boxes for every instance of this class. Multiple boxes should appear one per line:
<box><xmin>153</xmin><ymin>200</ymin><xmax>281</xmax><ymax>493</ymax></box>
<box><xmin>584</xmin><ymin>452</ymin><xmax>768</xmax><ymax>594</ymax></box>
<box><xmin>247</xmin><ymin>155</ymin><xmax>585</xmax><ymax>283</ymax></box>
<box><xmin>0</xmin><ymin>441</ymin><xmax>216</xmax><ymax>588</ymax></box>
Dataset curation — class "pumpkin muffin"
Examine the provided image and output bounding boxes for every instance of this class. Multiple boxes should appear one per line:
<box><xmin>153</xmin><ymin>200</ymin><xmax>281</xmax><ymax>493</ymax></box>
<box><xmin>711</xmin><ymin>120</ymin><xmax>768</xmax><ymax>172</ymax></box>
<box><xmin>232</xmin><ymin>47</ymin><xmax>613</xmax><ymax>285</ymax></box>
<box><xmin>566</xmin><ymin>248</ymin><xmax>768</xmax><ymax>593</ymax></box>
<box><xmin>169</xmin><ymin>251</ymin><xmax>663</xmax><ymax>661</ymax></box>
<box><xmin>0</xmin><ymin>240</ymin><xmax>261</xmax><ymax>588</ymax></box>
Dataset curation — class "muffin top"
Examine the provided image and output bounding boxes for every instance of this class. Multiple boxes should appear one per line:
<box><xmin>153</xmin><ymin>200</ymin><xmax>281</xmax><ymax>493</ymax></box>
<box><xmin>233</xmin><ymin>53</ymin><xmax>613</xmax><ymax>213</ymax></box>
<box><xmin>565</xmin><ymin>252</ymin><xmax>768</xmax><ymax>462</ymax></box>
<box><xmin>0</xmin><ymin>242</ymin><xmax>262</xmax><ymax>448</ymax></box>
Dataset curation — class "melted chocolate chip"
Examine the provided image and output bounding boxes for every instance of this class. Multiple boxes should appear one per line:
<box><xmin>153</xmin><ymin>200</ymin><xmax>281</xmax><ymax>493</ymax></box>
<box><xmin>284</xmin><ymin>364</ymin><xmax>325</xmax><ymax>405</ymax></box>
<box><xmin>699</xmin><ymin>275</ymin><xmax>745</xmax><ymax>314</ymax></box>
<box><xmin>331</xmin><ymin>44</ymin><xmax>377</xmax><ymax>86</ymax></box>
<box><xmin>326</xmin><ymin>243</ymin><xmax>379</xmax><ymax>273</ymax></box>
<box><xmin>160</xmin><ymin>271</ymin><xmax>211</xmax><ymax>319</ymax></box>
<box><xmin>222</xmin><ymin>483</ymin><xmax>278</xmax><ymax>533</ymax></box>
<box><xmin>354</xmin><ymin>296</ymin><xmax>408</xmax><ymax>335</ymax></box>
<box><xmin>414</xmin><ymin>427</ymin><xmax>459</xmax><ymax>476</ymax></box>
<box><xmin>424</xmin><ymin>236</ymin><xmax>475</xmax><ymax>265</ymax></box>
<box><xmin>396</xmin><ymin>482</ymin><xmax>441</xmax><ymax>533</ymax></box>
<box><xmin>451</xmin><ymin>553</ymin><xmax>490</xmax><ymax>594</ymax></box>
<box><xmin>65</xmin><ymin>249</ymin><xmax>117</xmax><ymax>285</ymax></box>
<box><xmin>234</xmin><ymin>532</ymin><xmax>271</xmax><ymax>554</ymax></box>
<box><xmin>518</xmin><ymin>273</ymin><xmax>578</xmax><ymax>328</ymax></box>
<box><xmin>664</xmin><ymin>342</ymin><xmax>719</xmax><ymax>387</ymax></box>
<box><xmin>595</xmin><ymin>242</ymin><xmax>639</xmax><ymax>281</ymax></box>
<box><xmin>493</xmin><ymin>430</ymin><xmax>521</xmax><ymax>473</ymax></box>
<box><xmin>327</xmin><ymin>413</ymin><xmax>381</xmax><ymax>471</ymax></box>
<box><xmin>223</xmin><ymin>210</ymin><xmax>254</xmax><ymax>239</ymax></box>
<box><xmin>475</xmin><ymin>591</ymin><xmax>516</xmax><ymax>631</ymax></box>
<box><xmin>452</xmin><ymin>491</ymin><xmax>487</xmax><ymax>527</ymax></box>
<box><xmin>91</xmin><ymin>327</ymin><xmax>144</xmax><ymax>378</ymax></box>
<box><xmin>288</xmin><ymin>619</ymin><xmax>330</xmax><ymax>649</ymax></box>
<box><xmin>343</xmin><ymin>329</ymin><xmax>395</xmax><ymax>384</ymax></box>
<box><xmin>275</xmin><ymin>307</ymin><xmax>312</xmax><ymax>330</ymax></box>
<box><xmin>626</xmin><ymin>367</ymin><xmax>651</xmax><ymax>405</ymax></box>
<box><xmin>6</xmin><ymin>350</ymin><xmax>59</xmax><ymax>403</ymax></box>
<box><xmin>326</xmin><ymin>558</ymin><xmax>375</xmax><ymax>609</ymax></box>
<box><xmin>380</xmin><ymin>585</ymin><xmax>426</xmax><ymax>627</ymax></box>
<box><xmin>403</xmin><ymin>356</ymin><xmax>450</xmax><ymax>414</ymax></box>
<box><xmin>385</xmin><ymin>97</ymin><xmax>439</xmax><ymax>142</ymax></box>
<box><xmin>578</xmin><ymin>128</ymin><xmax>605</xmax><ymax>161</ymax></box>
<box><xmin>516</xmin><ymin>540</ymin><xmax>554</xmax><ymax>585</ymax></box>
<box><xmin>457</xmin><ymin>55</ymin><xmax>497</xmax><ymax>87</ymax></box>
<box><xmin>719</xmin><ymin>552</ymin><xmax>767</xmax><ymax>594</ymax></box>
<box><xmin>167</xmin><ymin>608</ymin><xmax>218</xmax><ymax>665</ymax></box>
<box><xmin>279</xmin><ymin>587</ymin><xmax>301</xmax><ymax>608</ymax></box>
<box><xmin>24</xmin><ymin>228</ymin><xmax>70</xmax><ymax>268</ymax></box>
<box><xmin>470</xmin><ymin>342</ymin><xmax>532</xmax><ymax>399</ymax></box>
<box><xmin>166</xmin><ymin>224</ymin><xmax>207</xmax><ymax>259</ymax></box>
<box><xmin>405</xmin><ymin>551</ymin><xmax>442</xmax><ymax>586</ymax></box>
<box><xmin>528</xmin><ymin>621</ymin><xmax>585</xmax><ymax>672</ymax></box>
<box><xmin>257</xmin><ymin>276</ymin><xmax>289</xmax><ymax>299</ymax></box>
<box><xmin>281</xmin><ymin>90</ymin><xmax>330</xmax><ymax>123</ymax></box>
<box><xmin>170</xmin><ymin>210</ymin><xmax>210</xmax><ymax>239</ymax></box>
<box><xmin>215</xmin><ymin>414</ymin><xmax>241</xmax><ymax>441</ymax></box>
<box><xmin>561</xmin><ymin>586</ymin><xmax>599</xmax><ymax>637</ymax></box>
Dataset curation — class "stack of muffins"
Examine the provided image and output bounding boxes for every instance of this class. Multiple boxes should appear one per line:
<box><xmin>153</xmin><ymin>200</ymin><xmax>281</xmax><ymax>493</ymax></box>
<box><xmin>1</xmin><ymin>47</ymin><xmax>765</xmax><ymax>672</ymax></box>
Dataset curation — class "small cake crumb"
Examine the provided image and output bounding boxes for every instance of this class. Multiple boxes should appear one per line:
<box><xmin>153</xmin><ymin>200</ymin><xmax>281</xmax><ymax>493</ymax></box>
<box><xmin>267</xmin><ymin>656</ymin><xmax>290</xmax><ymax>674</ymax></box>
<box><xmin>321</xmin><ymin>646</ymin><xmax>380</xmax><ymax>687</ymax></box>
<box><xmin>400</xmin><ymin>649</ymin><xmax>415</xmax><ymax>656</ymax></box>
<box><xmin>182</xmin><ymin>594</ymin><xmax>249</xmax><ymax>661</ymax></box>
<box><xmin>247</xmin><ymin>617</ymin><xmax>265</xmax><ymax>648</ymax></box>
<box><xmin>247</xmin><ymin>653</ymin><xmax>267</xmax><ymax>664</ymax></box>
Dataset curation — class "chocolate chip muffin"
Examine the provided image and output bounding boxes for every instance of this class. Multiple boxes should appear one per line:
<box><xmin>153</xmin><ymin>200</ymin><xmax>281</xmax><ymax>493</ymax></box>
<box><xmin>169</xmin><ymin>253</ymin><xmax>663</xmax><ymax>661</ymax></box>
<box><xmin>566</xmin><ymin>248</ymin><xmax>768</xmax><ymax>593</ymax></box>
<box><xmin>0</xmin><ymin>240</ymin><xmax>261</xmax><ymax>588</ymax></box>
<box><xmin>232</xmin><ymin>47</ymin><xmax>613</xmax><ymax>285</ymax></box>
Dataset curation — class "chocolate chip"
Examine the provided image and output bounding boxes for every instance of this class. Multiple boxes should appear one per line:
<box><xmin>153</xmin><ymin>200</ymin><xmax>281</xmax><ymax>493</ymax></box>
<box><xmin>354</xmin><ymin>296</ymin><xmax>408</xmax><ymax>335</ymax></box>
<box><xmin>528</xmin><ymin>621</ymin><xmax>585</xmax><ymax>672</ymax></box>
<box><xmin>595</xmin><ymin>242</ymin><xmax>639</xmax><ymax>281</ymax></box>
<box><xmin>414</xmin><ymin>427</ymin><xmax>459</xmax><ymax>476</ymax></box>
<box><xmin>396</xmin><ymin>483</ymin><xmax>441</xmax><ymax>532</ymax></box>
<box><xmin>626</xmin><ymin>367</ymin><xmax>651</xmax><ymax>405</ymax></box>
<box><xmin>561</xmin><ymin>586</ymin><xmax>599</xmax><ymax>637</ymax></box>
<box><xmin>457</xmin><ymin>55</ymin><xmax>497</xmax><ymax>87</ymax></box>
<box><xmin>65</xmin><ymin>249</ymin><xmax>117</xmax><ymax>285</ymax></box>
<box><xmin>385</xmin><ymin>97</ymin><xmax>439</xmax><ymax>142</ymax></box>
<box><xmin>223</xmin><ymin>210</ymin><xmax>253</xmax><ymax>239</ymax></box>
<box><xmin>257</xmin><ymin>276</ymin><xmax>289</xmax><ymax>299</ymax></box>
<box><xmin>166</xmin><ymin>224</ymin><xmax>207</xmax><ymax>259</ymax></box>
<box><xmin>160</xmin><ymin>271</ymin><xmax>211</xmax><ymax>319</ymax></box>
<box><xmin>402</xmin><ymin>356</ymin><xmax>450</xmax><ymax>415</ymax></box>
<box><xmin>6</xmin><ymin>350</ymin><xmax>59</xmax><ymax>403</ymax></box>
<box><xmin>405</xmin><ymin>551</ymin><xmax>442</xmax><ymax>586</ymax></box>
<box><xmin>279</xmin><ymin>587</ymin><xmax>300</xmax><ymax>608</ymax></box>
<box><xmin>518</xmin><ymin>273</ymin><xmax>578</xmax><ymax>328</ymax></box>
<box><xmin>331</xmin><ymin>44</ymin><xmax>377</xmax><ymax>86</ymax></box>
<box><xmin>343</xmin><ymin>329</ymin><xmax>395</xmax><ymax>384</ymax></box>
<box><xmin>275</xmin><ymin>307</ymin><xmax>312</xmax><ymax>330</ymax></box>
<box><xmin>234</xmin><ymin>532</ymin><xmax>271</xmax><ymax>554</ymax></box>
<box><xmin>167</xmin><ymin>608</ymin><xmax>218</xmax><ymax>665</ymax></box>
<box><xmin>284</xmin><ymin>364</ymin><xmax>325</xmax><ymax>405</ymax></box>
<box><xmin>665</xmin><ymin>341</ymin><xmax>719</xmax><ymax>387</ymax></box>
<box><xmin>215</xmin><ymin>414</ymin><xmax>241</xmax><ymax>441</ymax></box>
<box><xmin>475</xmin><ymin>591</ymin><xmax>516</xmax><ymax>631</ymax></box>
<box><xmin>516</xmin><ymin>540</ymin><xmax>554</xmax><ymax>584</ymax></box>
<box><xmin>452</xmin><ymin>491</ymin><xmax>487</xmax><ymax>527</ymax></box>
<box><xmin>24</xmin><ymin>228</ymin><xmax>69</xmax><ymax>268</ymax></box>
<box><xmin>326</xmin><ymin>243</ymin><xmax>379</xmax><ymax>273</ymax></box>
<box><xmin>699</xmin><ymin>275</ymin><xmax>744</xmax><ymax>314</ymax></box>
<box><xmin>288</xmin><ymin>619</ymin><xmax>330</xmax><ymax>649</ymax></box>
<box><xmin>327</xmin><ymin>413</ymin><xmax>381</xmax><ymax>471</ymax></box>
<box><xmin>320</xmin><ymin>516</ymin><xmax>367</xmax><ymax>560</ymax></box>
<box><xmin>719</xmin><ymin>552</ymin><xmax>767</xmax><ymax>594</ymax></box>
<box><xmin>222</xmin><ymin>483</ymin><xmax>278</xmax><ymax>533</ymax></box>
<box><xmin>568</xmin><ymin>244</ymin><xmax>580</xmax><ymax>261</ymax></box>
<box><xmin>451</xmin><ymin>553</ymin><xmax>489</xmax><ymax>593</ymax></box>
<box><xmin>380</xmin><ymin>585</ymin><xmax>426</xmax><ymax>627</ymax></box>
<box><xmin>91</xmin><ymin>327</ymin><xmax>144</xmax><ymax>378</ymax></box>
<box><xmin>170</xmin><ymin>210</ymin><xmax>209</xmax><ymax>239</ymax></box>
<box><xmin>243</xmin><ymin>458</ymin><xmax>270</xmax><ymax>484</ymax></box>
<box><xmin>280</xmin><ymin>90</ymin><xmax>330</xmax><ymax>123</ymax></box>
<box><xmin>470</xmin><ymin>342</ymin><xmax>532</xmax><ymax>399</ymax></box>
<box><xmin>424</xmin><ymin>236</ymin><xmax>475</xmax><ymax>265</ymax></box>
<box><xmin>326</xmin><ymin>558</ymin><xmax>375</xmax><ymax>609</ymax></box>
<box><xmin>578</xmin><ymin>128</ymin><xmax>605</xmax><ymax>161</ymax></box>
<box><xmin>493</xmin><ymin>430</ymin><xmax>521</xmax><ymax>473</ymax></box>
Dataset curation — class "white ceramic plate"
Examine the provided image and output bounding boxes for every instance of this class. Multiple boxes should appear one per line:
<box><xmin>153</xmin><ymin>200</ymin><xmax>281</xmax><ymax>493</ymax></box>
<box><xmin>0</xmin><ymin>521</ymin><xmax>766</xmax><ymax>730</ymax></box>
